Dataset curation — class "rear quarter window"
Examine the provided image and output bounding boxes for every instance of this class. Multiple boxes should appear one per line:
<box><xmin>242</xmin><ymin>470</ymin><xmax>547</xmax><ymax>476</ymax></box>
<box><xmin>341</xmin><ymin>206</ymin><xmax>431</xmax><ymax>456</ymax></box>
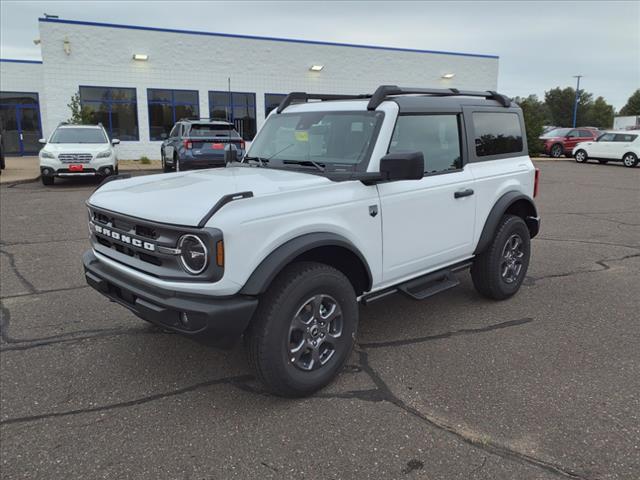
<box><xmin>614</xmin><ymin>134</ymin><xmax>638</xmax><ymax>142</ymax></box>
<box><xmin>472</xmin><ymin>112</ymin><xmax>523</xmax><ymax>157</ymax></box>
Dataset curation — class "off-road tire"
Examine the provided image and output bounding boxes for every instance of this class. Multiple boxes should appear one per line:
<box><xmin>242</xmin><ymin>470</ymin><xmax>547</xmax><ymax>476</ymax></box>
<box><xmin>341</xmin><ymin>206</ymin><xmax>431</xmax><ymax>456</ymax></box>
<box><xmin>244</xmin><ymin>261</ymin><xmax>358</xmax><ymax>397</ymax></box>
<box><xmin>471</xmin><ymin>215</ymin><xmax>531</xmax><ymax>300</ymax></box>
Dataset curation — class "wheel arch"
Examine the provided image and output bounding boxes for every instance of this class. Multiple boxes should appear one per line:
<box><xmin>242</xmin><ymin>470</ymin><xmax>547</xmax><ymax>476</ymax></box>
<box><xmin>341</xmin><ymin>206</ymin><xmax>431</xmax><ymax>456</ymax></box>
<box><xmin>240</xmin><ymin>233</ymin><xmax>373</xmax><ymax>296</ymax></box>
<box><xmin>474</xmin><ymin>192</ymin><xmax>539</xmax><ymax>255</ymax></box>
<box><xmin>622</xmin><ymin>151</ymin><xmax>638</xmax><ymax>160</ymax></box>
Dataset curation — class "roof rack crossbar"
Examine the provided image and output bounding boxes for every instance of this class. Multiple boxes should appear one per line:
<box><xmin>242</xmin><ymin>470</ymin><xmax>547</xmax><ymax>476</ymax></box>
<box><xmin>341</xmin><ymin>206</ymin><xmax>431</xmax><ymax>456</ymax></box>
<box><xmin>366</xmin><ymin>85</ymin><xmax>511</xmax><ymax>110</ymax></box>
<box><xmin>276</xmin><ymin>92</ymin><xmax>371</xmax><ymax>113</ymax></box>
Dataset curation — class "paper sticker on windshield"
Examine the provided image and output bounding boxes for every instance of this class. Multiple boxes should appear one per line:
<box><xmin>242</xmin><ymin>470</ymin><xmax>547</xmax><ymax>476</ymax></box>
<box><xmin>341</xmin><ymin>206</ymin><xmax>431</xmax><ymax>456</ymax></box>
<box><xmin>295</xmin><ymin>131</ymin><xmax>309</xmax><ymax>142</ymax></box>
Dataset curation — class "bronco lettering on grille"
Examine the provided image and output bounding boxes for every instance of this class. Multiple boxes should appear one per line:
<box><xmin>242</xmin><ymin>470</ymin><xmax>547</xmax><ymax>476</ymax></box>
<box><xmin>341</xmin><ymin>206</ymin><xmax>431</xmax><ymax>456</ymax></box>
<box><xmin>93</xmin><ymin>223</ymin><xmax>156</xmax><ymax>252</ymax></box>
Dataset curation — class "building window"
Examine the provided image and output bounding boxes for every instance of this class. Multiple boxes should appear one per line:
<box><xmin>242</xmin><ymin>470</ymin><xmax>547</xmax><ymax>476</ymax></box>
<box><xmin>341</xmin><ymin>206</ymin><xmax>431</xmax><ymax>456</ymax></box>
<box><xmin>208</xmin><ymin>91</ymin><xmax>256</xmax><ymax>140</ymax></box>
<box><xmin>147</xmin><ymin>89</ymin><xmax>199</xmax><ymax>141</ymax></box>
<box><xmin>79</xmin><ymin>86</ymin><xmax>139</xmax><ymax>141</ymax></box>
<box><xmin>264</xmin><ymin>93</ymin><xmax>287</xmax><ymax>117</ymax></box>
<box><xmin>389</xmin><ymin>115</ymin><xmax>462</xmax><ymax>173</ymax></box>
<box><xmin>472</xmin><ymin>112</ymin><xmax>523</xmax><ymax>157</ymax></box>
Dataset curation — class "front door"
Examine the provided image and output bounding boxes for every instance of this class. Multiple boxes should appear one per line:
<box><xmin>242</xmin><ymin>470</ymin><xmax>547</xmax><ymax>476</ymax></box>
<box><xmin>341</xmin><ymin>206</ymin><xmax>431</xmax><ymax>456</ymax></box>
<box><xmin>377</xmin><ymin>114</ymin><xmax>476</xmax><ymax>284</ymax></box>
<box><xmin>0</xmin><ymin>92</ymin><xmax>42</xmax><ymax>156</ymax></box>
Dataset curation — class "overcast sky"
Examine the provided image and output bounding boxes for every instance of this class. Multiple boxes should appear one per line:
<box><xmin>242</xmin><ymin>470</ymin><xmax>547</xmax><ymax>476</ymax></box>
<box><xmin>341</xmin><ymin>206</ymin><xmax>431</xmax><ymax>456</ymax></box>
<box><xmin>1</xmin><ymin>1</ymin><xmax>638</xmax><ymax>110</ymax></box>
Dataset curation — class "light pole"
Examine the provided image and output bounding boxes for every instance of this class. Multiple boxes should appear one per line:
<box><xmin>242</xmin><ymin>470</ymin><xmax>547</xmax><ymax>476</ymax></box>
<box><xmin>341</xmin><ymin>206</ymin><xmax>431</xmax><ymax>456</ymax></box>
<box><xmin>572</xmin><ymin>75</ymin><xmax>583</xmax><ymax>128</ymax></box>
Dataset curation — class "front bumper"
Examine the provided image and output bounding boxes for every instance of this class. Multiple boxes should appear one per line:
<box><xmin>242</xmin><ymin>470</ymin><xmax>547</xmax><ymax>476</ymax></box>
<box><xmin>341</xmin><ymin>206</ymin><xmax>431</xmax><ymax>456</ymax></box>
<box><xmin>83</xmin><ymin>250</ymin><xmax>258</xmax><ymax>347</ymax></box>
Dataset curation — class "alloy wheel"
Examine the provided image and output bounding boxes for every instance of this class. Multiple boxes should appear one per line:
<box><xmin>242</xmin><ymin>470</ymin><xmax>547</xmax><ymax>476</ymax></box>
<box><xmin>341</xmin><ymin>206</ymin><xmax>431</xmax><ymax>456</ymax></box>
<box><xmin>551</xmin><ymin>145</ymin><xmax>562</xmax><ymax>158</ymax></box>
<box><xmin>500</xmin><ymin>234</ymin><xmax>525</xmax><ymax>284</ymax></box>
<box><xmin>288</xmin><ymin>295</ymin><xmax>343</xmax><ymax>371</ymax></box>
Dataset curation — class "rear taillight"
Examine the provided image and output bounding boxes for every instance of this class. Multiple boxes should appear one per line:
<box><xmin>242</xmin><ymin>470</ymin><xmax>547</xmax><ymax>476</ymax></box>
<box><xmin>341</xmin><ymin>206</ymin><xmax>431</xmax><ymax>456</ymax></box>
<box><xmin>183</xmin><ymin>139</ymin><xmax>192</xmax><ymax>150</ymax></box>
<box><xmin>240</xmin><ymin>140</ymin><xmax>245</xmax><ymax>150</ymax></box>
<box><xmin>533</xmin><ymin>167</ymin><xmax>540</xmax><ymax>197</ymax></box>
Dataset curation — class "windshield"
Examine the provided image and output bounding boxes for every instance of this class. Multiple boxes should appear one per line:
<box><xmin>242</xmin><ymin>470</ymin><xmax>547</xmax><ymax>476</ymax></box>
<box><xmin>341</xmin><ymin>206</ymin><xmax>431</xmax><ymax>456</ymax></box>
<box><xmin>541</xmin><ymin>128</ymin><xmax>571</xmax><ymax>138</ymax></box>
<box><xmin>49</xmin><ymin>127</ymin><xmax>108</xmax><ymax>144</ymax></box>
<box><xmin>246</xmin><ymin>111</ymin><xmax>384</xmax><ymax>168</ymax></box>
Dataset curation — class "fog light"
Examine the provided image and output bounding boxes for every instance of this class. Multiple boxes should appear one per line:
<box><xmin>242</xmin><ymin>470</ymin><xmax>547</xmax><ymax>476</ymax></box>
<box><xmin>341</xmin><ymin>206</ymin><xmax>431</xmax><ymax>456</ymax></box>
<box><xmin>102</xmin><ymin>166</ymin><xmax>112</xmax><ymax>176</ymax></box>
<box><xmin>42</xmin><ymin>168</ymin><xmax>52</xmax><ymax>176</ymax></box>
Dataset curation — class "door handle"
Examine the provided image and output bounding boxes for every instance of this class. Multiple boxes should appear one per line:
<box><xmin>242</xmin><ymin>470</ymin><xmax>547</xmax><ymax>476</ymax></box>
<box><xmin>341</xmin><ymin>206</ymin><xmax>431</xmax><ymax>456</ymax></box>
<box><xmin>454</xmin><ymin>188</ymin><xmax>474</xmax><ymax>199</ymax></box>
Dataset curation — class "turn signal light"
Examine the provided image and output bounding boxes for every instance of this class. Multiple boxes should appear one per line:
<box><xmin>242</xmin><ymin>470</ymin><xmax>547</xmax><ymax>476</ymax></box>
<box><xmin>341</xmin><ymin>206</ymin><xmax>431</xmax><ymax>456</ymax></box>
<box><xmin>216</xmin><ymin>240</ymin><xmax>224</xmax><ymax>267</ymax></box>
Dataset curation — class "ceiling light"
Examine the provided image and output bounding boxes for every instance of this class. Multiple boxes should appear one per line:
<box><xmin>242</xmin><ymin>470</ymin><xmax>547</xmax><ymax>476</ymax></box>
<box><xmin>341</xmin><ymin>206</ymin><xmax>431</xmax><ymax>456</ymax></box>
<box><xmin>309</xmin><ymin>65</ymin><xmax>324</xmax><ymax>71</ymax></box>
<box><xmin>441</xmin><ymin>73</ymin><xmax>455</xmax><ymax>79</ymax></box>
<box><xmin>133</xmin><ymin>54</ymin><xmax>149</xmax><ymax>61</ymax></box>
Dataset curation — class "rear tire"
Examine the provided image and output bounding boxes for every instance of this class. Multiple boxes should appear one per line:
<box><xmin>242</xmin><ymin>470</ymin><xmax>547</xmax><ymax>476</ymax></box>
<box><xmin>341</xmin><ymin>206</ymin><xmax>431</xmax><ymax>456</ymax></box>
<box><xmin>574</xmin><ymin>149</ymin><xmax>588</xmax><ymax>163</ymax></box>
<box><xmin>41</xmin><ymin>175</ymin><xmax>54</xmax><ymax>186</ymax></box>
<box><xmin>471</xmin><ymin>215</ymin><xmax>531</xmax><ymax>300</ymax></box>
<box><xmin>623</xmin><ymin>153</ymin><xmax>638</xmax><ymax>168</ymax></box>
<box><xmin>244</xmin><ymin>262</ymin><xmax>358</xmax><ymax>397</ymax></box>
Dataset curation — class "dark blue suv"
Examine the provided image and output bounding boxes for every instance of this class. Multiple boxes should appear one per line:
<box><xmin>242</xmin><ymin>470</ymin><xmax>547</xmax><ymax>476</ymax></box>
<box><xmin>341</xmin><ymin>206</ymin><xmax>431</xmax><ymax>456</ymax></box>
<box><xmin>160</xmin><ymin>119</ymin><xmax>245</xmax><ymax>172</ymax></box>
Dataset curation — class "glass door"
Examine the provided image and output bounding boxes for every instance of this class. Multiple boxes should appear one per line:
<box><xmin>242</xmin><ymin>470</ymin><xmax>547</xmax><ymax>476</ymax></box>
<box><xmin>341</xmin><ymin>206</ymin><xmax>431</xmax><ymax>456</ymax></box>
<box><xmin>0</xmin><ymin>92</ymin><xmax>42</xmax><ymax>155</ymax></box>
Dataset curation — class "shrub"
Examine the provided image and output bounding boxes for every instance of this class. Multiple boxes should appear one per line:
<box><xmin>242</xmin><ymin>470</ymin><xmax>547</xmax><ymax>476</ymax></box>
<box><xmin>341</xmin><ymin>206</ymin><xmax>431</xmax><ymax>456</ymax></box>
<box><xmin>139</xmin><ymin>156</ymin><xmax>151</xmax><ymax>164</ymax></box>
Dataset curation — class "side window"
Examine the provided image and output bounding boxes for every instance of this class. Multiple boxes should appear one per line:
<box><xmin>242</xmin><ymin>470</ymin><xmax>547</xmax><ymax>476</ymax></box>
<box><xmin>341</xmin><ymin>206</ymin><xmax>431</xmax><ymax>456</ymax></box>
<box><xmin>614</xmin><ymin>134</ymin><xmax>637</xmax><ymax>142</ymax></box>
<box><xmin>472</xmin><ymin>112</ymin><xmax>523</xmax><ymax>157</ymax></box>
<box><xmin>566</xmin><ymin>130</ymin><xmax>579</xmax><ymax>138</ymax></box>
<box><xmin>579</xmin><ymin>130</ymin><xmax>593</xmax><ymax>137</ymax></box>
<box><xmin>389</xmin><ymin>115</ymin><xmax>461</xmax><ymax>173</ymax></box>
<box><xmin>598</xmin><ymin>133</ymin><xmax>615</xmax><ymax>142</ymax></box>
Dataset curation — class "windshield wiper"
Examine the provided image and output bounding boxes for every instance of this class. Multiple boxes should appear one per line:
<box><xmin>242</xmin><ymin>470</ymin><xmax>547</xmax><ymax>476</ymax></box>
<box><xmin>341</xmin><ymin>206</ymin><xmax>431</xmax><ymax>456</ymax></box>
<box><xmin>243</xmin><ymin>156</ymin><xmax>269</xmax><ymax>167</ymax></box>
<box><xmin>283</xmin><ymin>159</ymin><xmax>325</xmax><ymax>172</ymax></box>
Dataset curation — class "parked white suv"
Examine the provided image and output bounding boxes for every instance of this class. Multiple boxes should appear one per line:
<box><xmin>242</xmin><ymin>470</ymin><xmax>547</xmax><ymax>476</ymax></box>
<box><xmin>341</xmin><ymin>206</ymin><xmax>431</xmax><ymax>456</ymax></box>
<box><xmin>573</xmin><ymin>130</ymin><xmax>640</xmax><ymax>167</ymax></box>
<box><xmin>39</xmin><ymin>123</ymin><xmax>120</xmax><ymax>185</ymax></box>
<box><xmin>83</xmin><ymin>86</ymin><xmax>540</xmax><ymax>397</ymax></box>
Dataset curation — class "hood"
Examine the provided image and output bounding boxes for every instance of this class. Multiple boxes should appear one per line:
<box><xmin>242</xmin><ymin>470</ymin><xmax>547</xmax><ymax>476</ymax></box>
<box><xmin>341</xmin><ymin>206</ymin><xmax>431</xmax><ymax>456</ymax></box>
<box><xmin>89</xmin><ymin>166</ymin><xmax>331</xmax><ymax>226</ymax></box>
<box><xmin>44</xmin><ymin>143</ymin><xmax>111</xmax><ymax>154</ymax></box>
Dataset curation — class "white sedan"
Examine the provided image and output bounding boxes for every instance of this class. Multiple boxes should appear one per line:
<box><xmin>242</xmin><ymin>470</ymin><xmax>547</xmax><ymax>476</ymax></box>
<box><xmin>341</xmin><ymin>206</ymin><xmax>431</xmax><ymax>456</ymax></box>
<box><xmin>573</xmin><ymin>130</ymin><xmax>640</xmax><ymax>167</ymax></box>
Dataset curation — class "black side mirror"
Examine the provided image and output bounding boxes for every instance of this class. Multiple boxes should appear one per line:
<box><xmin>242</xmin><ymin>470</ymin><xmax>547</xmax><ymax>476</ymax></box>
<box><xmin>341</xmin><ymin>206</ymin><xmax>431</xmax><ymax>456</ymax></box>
<box><xmin>379</xmin><ymin>151</ymin><xmax>424</xmax><ymax>181</ymax></box>
<box><xmin>224</xmin><ymin>144</ymin><xmax>238</xmax><ymax>164</ymax></box>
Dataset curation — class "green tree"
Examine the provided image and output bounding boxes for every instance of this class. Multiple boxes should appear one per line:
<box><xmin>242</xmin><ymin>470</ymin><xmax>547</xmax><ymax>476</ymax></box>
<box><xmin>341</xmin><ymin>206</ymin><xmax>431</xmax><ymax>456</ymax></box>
<box><xmin>544</xmin><ymin>87</ymin><xmax>593</xmax><ymax>127</ymax></box>
<box><xmin>619</xmin><ymin>89</ymin><xmax>640</xmax><ymax>116</ymax></box>
<box><xmin>67</xmin><ymin>92</ymin><xmax>93</xmax><ymax>124</ymax></box>
<box><xmin>514</xmin><ymin>95</ymin><xmax>549</xmax><ymax>156</ymax></box>
<box><xmin>585</xmin><ymin>96</ymin><xmax>614</xmax><ymax>128</ymax></box>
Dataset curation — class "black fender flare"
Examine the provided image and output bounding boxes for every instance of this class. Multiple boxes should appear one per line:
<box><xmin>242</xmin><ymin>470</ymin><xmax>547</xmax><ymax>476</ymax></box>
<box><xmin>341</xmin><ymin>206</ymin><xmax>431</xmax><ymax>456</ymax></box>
<box><xmin>240</xmin><ymin>232</ymin><xmax>373</xmax><ymax>296</ymax></box>
<box><xmin>474</xmin><ymin>191</ymin><xmax>539</xmax><ymax>255</ymax></box>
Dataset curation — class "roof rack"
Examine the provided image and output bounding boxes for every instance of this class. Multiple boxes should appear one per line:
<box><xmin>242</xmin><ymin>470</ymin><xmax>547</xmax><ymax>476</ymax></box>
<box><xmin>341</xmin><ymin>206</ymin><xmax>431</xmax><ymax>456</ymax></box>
<box><xmin>275</xmin><ymin>85</ymin><xmax>511</xmax><ymax>113</ymax></box>
<box><xmin>367</xmin><ymin>85</ymin><xmax>511</xmax><ymax>110</ymax></box>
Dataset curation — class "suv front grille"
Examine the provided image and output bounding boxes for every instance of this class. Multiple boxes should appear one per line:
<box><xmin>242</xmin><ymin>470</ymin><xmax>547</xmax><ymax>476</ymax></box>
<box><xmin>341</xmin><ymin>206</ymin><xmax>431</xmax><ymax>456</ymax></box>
<box><xmin>59</xmin><ymin>153</ymin><xmax>93</xmax><ymax>163</ymax></box>
<box><xmin>87</xmin><ymin>206</ymin><xmax>223</xmax><ymax>282</ymax></box>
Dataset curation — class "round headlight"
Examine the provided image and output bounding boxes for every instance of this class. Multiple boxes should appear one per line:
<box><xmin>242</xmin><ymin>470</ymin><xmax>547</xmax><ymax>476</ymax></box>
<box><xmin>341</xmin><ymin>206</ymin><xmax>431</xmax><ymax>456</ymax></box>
<box><xmin>179</xmin><ymin>234</ymin><xmax>208</xmax><ymax>274</ymax></box>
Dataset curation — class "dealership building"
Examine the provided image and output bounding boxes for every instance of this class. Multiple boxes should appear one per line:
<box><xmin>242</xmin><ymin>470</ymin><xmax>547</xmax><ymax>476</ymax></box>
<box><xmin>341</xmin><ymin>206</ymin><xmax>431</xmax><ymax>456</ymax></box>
<box><xmin>1</xmin><ymin>17</ymin><xmax>499</xmax><ymax>159</ymax></box>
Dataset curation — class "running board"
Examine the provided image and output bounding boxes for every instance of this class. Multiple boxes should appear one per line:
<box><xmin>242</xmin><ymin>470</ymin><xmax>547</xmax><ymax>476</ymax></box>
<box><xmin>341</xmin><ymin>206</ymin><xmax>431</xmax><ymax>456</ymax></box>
<box><xmin>398</xmin><ymin>270</ymin><xmax>460</xmax><ymax>300</ymax></box>
<box><xmin>360</xmin><ymin>261</ymin><xmax>471</xmax><ymax>305</ymax></box>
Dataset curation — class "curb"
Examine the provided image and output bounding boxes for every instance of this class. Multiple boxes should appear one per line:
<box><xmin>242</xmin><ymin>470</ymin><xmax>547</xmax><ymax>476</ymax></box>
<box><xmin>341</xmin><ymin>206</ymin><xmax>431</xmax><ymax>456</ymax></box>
<box><xmin>0</xmin><ymin>175</ymin><xmax>40</xmax><ymax>186</ymax></box>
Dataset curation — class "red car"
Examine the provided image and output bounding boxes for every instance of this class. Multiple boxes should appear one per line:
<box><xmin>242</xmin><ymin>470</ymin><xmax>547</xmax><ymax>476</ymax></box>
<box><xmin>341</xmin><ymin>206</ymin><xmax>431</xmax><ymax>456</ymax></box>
<box><xmin>540</xmin><ymin>127</ymin><xmax>599</xmax><ymax>158</ymax></box>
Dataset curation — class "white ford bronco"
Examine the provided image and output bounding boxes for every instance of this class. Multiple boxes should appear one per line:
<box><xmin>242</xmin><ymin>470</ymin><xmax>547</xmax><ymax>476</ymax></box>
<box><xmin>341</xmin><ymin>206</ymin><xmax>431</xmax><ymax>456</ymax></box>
<box><xmin>83</xmin><ymin>86</ymin><xmax>540</xmax><ymax>397</ymax></box>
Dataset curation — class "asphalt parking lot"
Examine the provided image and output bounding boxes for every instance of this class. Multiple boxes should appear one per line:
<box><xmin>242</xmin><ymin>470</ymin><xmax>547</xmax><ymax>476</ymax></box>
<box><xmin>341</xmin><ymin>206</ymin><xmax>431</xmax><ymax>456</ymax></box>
<box><xmin>1</xmin><ymin>160</ymin><xmax>639</xmax><ymax>480</ymax></box>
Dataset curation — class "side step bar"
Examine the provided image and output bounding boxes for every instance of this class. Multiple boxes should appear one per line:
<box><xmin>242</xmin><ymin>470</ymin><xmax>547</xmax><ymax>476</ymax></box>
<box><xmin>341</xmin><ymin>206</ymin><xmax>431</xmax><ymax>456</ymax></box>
<box><xmin>398</xmin><ymin>270</ymin><xmax>459</xmax><ymax>300</ymax></box>
<box><xmin>361</xmin><ymin>261</ymin><xmax>472</xmax><ymax>305</ymax></box>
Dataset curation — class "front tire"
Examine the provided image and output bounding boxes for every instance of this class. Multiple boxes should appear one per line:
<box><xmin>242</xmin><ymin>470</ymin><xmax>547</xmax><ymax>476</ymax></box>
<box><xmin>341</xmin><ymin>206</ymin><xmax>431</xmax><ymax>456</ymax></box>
<box><xmin>574</xmin><ymin>149</ymin><xmax>588</xmax><ymax>163</ymax></box>
<box><xmin>41</xmin><ymin>175</ymin><xmax>54</xmax><ymax>186</ymax></box>
<box><xmin>623</xmin><ymin>152</ymin><xmax>638</xmax><ymax>168</ymax></box>
<box><xmin>471</xmin><ymin>215</ymin><xmax>531</xmax><ymax>300</ymax></box>
<box><xmin>550</xmin><ymin>144</ymin><xmax>563</xmax><ymax>158</ymax></box>
<box><xmin>245</xmin><ymin>262</ymin><xmax>358</xmax><ymax>397</ymax></box>
<box><xmin>161</xmin><ymin>151</ymin><xmax>171</xmax><ymax>172</ymax></box>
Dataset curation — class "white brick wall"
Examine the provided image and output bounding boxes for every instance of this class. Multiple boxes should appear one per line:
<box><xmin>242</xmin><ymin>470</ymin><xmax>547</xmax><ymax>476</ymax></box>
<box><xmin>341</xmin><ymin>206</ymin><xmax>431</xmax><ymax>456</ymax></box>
<box><xmin>11</xmin><ymin>19</ymin><xmax>499</xmax><ymax>159</ymax></box>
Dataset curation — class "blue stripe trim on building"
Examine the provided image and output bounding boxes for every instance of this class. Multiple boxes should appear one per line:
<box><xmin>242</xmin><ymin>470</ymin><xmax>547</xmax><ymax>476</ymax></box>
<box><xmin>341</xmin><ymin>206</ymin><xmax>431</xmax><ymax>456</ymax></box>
<box><xmin>0</xmin><ymin>58</ymin><xmax>43</xmax><ymax>64</ymax></box>
<box><xmin>38</xmin><ymin>17</ymin><xmax>499</xmax><ymax>59</ymax></box>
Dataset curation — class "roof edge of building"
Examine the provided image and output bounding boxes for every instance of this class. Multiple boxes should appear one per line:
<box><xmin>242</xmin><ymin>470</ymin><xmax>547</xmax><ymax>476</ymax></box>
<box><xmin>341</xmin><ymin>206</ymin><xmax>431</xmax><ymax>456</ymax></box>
<box><xmin>38</xmin><ymin>17</ymin><xmax>499</xmax><ymax>60</ymax></box>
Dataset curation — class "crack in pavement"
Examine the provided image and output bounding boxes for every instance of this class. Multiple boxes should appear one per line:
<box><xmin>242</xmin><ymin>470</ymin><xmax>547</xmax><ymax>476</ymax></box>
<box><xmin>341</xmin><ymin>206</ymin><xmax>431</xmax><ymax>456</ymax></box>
<box><xmin>0</xmin><ymin>249</ymin><xmax>38</xmax><ymax>294</ymax></box>
<box><xmin>1</xmin><ymin>284</ymin><xmax>91</xmax><ymax>301</ymax></box>
<box><xmin>526</xmin><ymin>252</ymin><xmax>640</xmax><ymax>285</ymax></box>
<box><xmin>0</xmin><ymin>374</ymin><xmax>254</xmax><ymax>426</ymax></box>
<box><xmin>0</xmin><ymin>237</ymin><xmax>88</xmax><ymax>247</ymax></box>
<box><xmin>359</xmin><ymin>317</ymin><xmax>533</xmax><ymax>349</ymax></box>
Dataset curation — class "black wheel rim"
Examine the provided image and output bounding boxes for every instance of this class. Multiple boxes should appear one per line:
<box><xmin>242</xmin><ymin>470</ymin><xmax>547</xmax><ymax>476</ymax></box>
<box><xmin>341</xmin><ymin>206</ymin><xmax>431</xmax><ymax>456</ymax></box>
<box><xmin>500</xmin><ymin>234</ymin><xmax>525</xmax><ymax>284</ymax></box>
<box><xmin>288</xmin><ymin>295</ymin><xmax>343</xmax><ymax>372</ymax></box>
